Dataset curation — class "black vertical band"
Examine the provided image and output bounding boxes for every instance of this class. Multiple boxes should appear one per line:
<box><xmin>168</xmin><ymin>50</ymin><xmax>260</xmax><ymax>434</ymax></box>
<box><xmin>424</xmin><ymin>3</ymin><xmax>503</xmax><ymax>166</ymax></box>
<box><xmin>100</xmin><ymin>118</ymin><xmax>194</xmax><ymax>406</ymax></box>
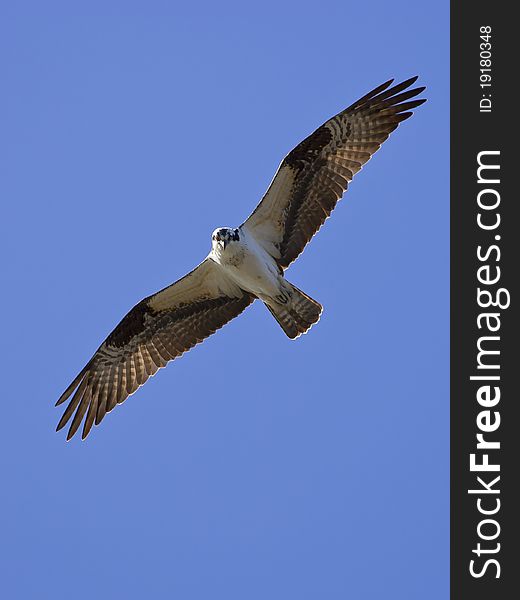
<box><xmin>451</xmin><ymin>2</ymin><xmax>516</xmax><ymax>597</ymax></box>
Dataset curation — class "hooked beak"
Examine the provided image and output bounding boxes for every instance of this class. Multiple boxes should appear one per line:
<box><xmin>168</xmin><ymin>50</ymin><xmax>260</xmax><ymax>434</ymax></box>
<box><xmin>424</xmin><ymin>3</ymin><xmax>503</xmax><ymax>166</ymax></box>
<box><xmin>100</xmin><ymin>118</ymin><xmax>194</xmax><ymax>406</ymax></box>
<box><xmin>215</xmin><ymin>233</ymin><xmax>227</xmax><ymax>250</ymax></box>
<box><xmin>214</xmin><ymin>235</ymin><xmax>227</xmax><ymax>250</ymax></box>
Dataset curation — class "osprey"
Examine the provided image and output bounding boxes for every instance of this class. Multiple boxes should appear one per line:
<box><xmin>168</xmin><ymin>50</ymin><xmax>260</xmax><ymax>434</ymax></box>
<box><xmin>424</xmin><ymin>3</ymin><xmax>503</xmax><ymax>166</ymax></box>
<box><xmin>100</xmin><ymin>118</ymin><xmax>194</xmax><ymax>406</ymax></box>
<box><xmin>57</xmin><ymin>77</ymin><xmax>426</xmax><ymax>440</ymax></box>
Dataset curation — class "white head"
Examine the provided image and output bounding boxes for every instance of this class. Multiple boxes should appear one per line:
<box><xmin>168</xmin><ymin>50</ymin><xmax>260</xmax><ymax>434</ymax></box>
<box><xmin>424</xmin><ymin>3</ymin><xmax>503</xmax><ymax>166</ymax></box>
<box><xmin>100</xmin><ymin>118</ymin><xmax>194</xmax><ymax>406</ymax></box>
<box><xmin>211</xmin><ymin>227</ymin><xmax>240</xmax><ymax>251</ymax></box>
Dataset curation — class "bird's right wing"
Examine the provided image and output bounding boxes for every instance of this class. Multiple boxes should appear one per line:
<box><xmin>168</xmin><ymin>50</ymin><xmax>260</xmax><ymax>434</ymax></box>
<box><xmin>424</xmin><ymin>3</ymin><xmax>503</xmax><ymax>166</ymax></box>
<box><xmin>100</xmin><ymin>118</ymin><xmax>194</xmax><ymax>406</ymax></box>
<box><xmin>56</xmin><ymin>258</ymin><xmax>254</xmax><ymax>440</ymax></box>
<box><xmin>242</xmin><ymin>77</ymin><xmax>426</xmax><ymax>269</ymax></box>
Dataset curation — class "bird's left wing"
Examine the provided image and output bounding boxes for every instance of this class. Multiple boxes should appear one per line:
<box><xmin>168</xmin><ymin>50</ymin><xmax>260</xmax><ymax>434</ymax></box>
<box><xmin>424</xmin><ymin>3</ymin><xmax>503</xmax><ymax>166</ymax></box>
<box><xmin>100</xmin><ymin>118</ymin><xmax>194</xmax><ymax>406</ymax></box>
<box><xmin>242</xmin><ymin>77</ymin><xmax>426</xmax><ymax>269</ymax></box>
<box><xmin>56</xmin><ymin>258</ymin><xmax>254</xmax><ymax>440</ymax></box>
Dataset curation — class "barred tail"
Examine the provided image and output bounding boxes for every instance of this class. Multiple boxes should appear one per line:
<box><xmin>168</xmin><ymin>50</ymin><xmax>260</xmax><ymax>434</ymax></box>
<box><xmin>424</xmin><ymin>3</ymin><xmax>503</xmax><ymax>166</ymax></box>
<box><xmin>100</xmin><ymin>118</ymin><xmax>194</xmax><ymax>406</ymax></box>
<box><xmin>265</xmin><ymin>282</ymin><xmax>322</xmax><ymax>339</ymax></box>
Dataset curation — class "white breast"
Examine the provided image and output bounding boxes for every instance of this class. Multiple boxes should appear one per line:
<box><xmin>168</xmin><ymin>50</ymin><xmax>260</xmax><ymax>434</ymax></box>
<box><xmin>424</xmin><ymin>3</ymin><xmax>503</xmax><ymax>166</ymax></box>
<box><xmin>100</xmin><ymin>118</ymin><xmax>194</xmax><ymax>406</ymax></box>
<box><xmin>210</xmin><ymin>228</ymin><xmax>282</xmax><ymax>298</ymax></box>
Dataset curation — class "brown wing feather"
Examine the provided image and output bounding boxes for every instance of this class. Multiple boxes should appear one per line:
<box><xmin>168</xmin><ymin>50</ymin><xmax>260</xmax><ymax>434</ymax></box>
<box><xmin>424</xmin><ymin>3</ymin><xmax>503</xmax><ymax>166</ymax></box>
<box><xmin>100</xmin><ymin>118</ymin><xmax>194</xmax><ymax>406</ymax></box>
<box><xmin>243</xmin><ymin>77</ymin><xmax>426</xmax><ymax>269</ymax></box>
<box><xmin>56</xmin><ymin>259</ymin><xmax>254</xmax><ymax>440</ymax></box>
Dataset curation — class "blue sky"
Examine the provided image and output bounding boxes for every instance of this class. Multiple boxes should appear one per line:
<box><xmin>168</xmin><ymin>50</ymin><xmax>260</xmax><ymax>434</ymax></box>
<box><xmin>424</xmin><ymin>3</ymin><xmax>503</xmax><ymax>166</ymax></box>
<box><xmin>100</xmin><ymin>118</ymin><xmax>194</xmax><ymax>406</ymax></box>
<box><xmin>1</xmin><ymin>2</ymin><xmax>449</xmax><ymax>598</ymax></box>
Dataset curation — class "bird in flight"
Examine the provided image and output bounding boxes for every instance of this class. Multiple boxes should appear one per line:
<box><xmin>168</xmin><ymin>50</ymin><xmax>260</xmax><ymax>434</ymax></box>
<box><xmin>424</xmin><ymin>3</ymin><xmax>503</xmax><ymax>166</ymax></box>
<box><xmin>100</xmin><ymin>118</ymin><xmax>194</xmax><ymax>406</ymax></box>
<box><xmin>56</xmin><ymin>76</ymin><xmax>426</xmax><ymax>440</ymax></box>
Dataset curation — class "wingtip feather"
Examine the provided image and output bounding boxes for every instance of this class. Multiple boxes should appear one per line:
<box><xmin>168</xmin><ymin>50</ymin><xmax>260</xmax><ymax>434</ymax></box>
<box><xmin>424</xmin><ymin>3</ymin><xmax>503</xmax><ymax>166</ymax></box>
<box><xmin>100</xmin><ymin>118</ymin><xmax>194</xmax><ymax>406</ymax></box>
<box><xmin>402</xmin><ymin>75</ymin><xmax>419</xmax><ymax>86</ymax></box>
<box><xmin>55</xmin><ymin>363</ymin><xmax>90</xmax><ymax>406</ymax></box>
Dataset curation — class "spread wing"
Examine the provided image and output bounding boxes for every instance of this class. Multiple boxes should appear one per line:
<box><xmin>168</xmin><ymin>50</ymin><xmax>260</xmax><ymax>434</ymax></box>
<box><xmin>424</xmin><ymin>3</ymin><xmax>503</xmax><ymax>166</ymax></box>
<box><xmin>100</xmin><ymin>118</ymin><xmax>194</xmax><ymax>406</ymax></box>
<box><xmin>56</xmin><ymin>259</ymin><xmax>254</xmax><ymax>440</ymax></box>
<box><xmin>242</xmin><ymin>77</ymin><xmax>426</xmax><ymax>269</ymax></box>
